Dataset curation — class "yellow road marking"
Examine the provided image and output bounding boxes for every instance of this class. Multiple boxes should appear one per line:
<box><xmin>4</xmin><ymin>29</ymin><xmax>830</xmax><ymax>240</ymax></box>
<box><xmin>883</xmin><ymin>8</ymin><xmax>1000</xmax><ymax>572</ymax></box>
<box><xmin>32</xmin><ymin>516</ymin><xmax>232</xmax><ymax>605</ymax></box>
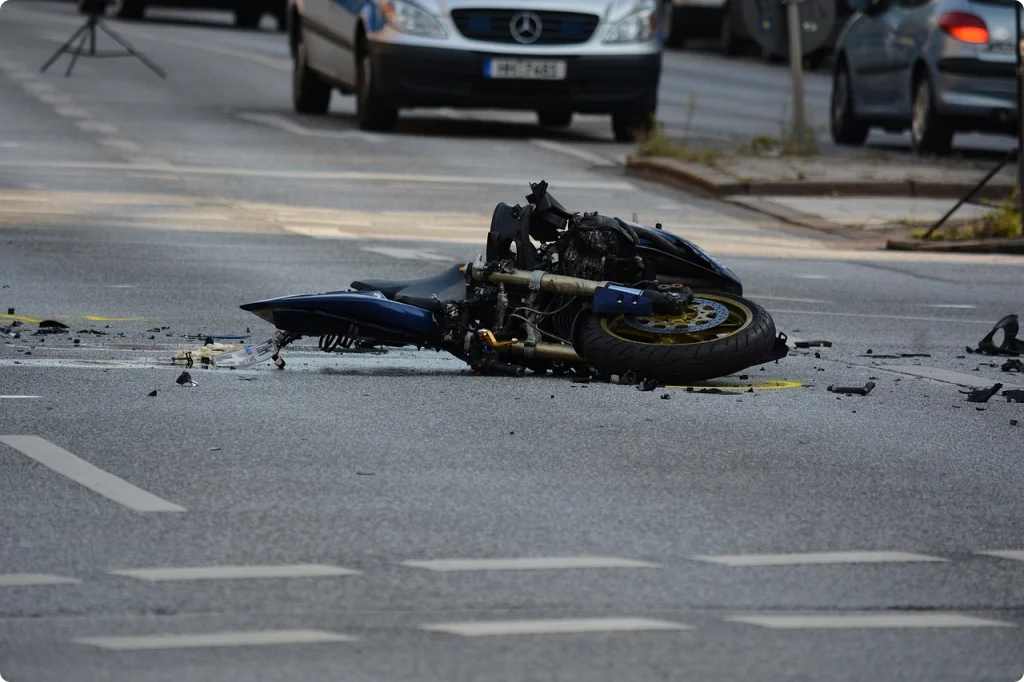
<box><xmin>81</xmin><ymin>316</ymin><xmax>143</xmax><ymax>322</ymax></box>
<box><xmin>0</xmin><ymin>314</ymin><xmax>44</xmax><ymax>324</ymax></box>
<box><xmin>666</xmin><ymin>380</ymin><xmax>804</xmax><ymax>390</ymax></box>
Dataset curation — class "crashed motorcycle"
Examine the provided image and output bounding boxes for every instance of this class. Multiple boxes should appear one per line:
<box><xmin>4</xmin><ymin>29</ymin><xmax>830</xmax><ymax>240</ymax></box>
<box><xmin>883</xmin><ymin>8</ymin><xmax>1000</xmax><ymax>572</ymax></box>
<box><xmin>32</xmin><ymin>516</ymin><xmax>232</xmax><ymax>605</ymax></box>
<box><xmin>237</xmin><ymin>181</ymin><xmax>788</xmax><ymax>383</ymax></box>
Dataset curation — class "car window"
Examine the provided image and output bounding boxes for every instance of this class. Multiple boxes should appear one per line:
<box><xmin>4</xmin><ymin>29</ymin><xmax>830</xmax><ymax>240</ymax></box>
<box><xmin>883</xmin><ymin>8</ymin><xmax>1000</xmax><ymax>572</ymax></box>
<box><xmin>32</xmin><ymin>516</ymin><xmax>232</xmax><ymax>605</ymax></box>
<box><xmin>968</xmin><ymin>0</ymin><xmax>1017</xmax><ymax>5</ymax></box>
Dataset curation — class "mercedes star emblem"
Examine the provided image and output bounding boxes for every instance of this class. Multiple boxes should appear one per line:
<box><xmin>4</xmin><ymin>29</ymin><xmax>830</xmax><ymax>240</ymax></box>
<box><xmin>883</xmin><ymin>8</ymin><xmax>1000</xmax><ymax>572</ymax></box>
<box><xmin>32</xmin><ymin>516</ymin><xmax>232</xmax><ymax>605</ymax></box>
<box><xmin>509</xmin><ymin>11</ymin><xmax>542</xmax><ymax>44</ymax></box>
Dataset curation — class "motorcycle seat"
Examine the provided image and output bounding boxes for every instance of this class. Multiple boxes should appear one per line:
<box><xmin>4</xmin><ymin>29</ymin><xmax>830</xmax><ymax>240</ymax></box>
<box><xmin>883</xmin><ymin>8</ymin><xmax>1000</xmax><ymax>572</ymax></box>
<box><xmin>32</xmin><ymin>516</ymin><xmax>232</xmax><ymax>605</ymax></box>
<box><xmin>350</xmin><ymin>264</ymin><xmax>467</xmax><ymax>313</ymax></box>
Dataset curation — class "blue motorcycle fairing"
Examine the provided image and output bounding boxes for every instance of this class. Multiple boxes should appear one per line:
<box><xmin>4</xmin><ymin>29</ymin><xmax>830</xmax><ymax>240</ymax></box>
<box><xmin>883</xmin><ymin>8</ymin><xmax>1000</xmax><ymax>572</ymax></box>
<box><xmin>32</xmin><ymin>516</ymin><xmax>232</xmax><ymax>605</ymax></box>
<box><xmin>240</xmin><ymin>291</ymin><xmax>441</xmax><ymax>342</ymax></box>
<box><xmin>626</xmin><ymin>222</ymin><xmax>743</xmax><ymax>294</ymax></box>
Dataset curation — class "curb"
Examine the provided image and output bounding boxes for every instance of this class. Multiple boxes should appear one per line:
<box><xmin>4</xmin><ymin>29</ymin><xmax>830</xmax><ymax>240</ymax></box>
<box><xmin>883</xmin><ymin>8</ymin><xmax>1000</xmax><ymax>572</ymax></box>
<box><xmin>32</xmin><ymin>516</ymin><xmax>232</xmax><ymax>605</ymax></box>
<box><xmin>625</xmin><ymin>156</ymin><xmax>1016</xmax><ymax>200</ymax></box>
<box><xmin>885</xmin><ymin>237</ymin><xmax>1024</xmax><ymax>254</ymax></box>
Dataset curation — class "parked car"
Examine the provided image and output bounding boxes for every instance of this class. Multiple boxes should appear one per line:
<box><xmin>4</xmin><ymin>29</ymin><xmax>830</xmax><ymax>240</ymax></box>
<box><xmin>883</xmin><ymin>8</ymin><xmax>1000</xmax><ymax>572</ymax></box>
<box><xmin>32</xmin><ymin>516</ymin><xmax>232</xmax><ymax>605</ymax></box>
<box><xmin>664</xmin><ymin>0</ymin><xmax>852</xmax><ymax>66</ymax></box>
<box><xmin>831</xmin><ymin>0</ymin><xmax>1019</xmax><ymax>154</ymax></box>
<box><xmin>81</xmin><ymin>0</ymin><xmax>287</xmax><ymax>30</ymax></box>
<box><xmin>287</xmin><ymin>0</ymin><xmax>663</xmax><ymax>140</ymax></box>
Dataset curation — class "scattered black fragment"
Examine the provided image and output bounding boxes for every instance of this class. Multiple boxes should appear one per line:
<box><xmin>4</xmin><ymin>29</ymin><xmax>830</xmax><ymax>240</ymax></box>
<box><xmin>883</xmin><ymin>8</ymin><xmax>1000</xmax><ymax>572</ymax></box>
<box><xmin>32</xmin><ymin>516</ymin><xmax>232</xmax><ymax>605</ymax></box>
<box><xmin>795</xmin><ymin>340</ymin><xmax>832</xmax><ymax>348</ymax></box>
<box><xmin>175</xmin><ymin>371</ymin><xmax>194</xmax><ymax>386</ymax></box>
<box><xmin>10</xmin><ymin>320</ymin><xmax>20</xmax><ymax>327</ymax></box>
<box><xmin>637</xmin><ymin>378</ymin><xmax>658</xmax><ymax>392</ymax></box>
<box><xmin>73</xmin><ymin>339</ymin><xmax>80</xmax><ymax>345</ymax></box>
<box><xmin>1002</xmin><ymin>359</ymin><xmax>1024</xmax><ymax>373</ymax></box>
<box><xmin>866</xmin><ymin>349</ymin><xmax>873</xmax><ymax>355</ymax></box>
<box><xmin>970</xmin><ymin>314</ymin><xmax>1024</xmax><ymax>356</ymax></box>
<box><xmin>147</xmin><ymin>390</ymin><xmax>157</xmax><ymax>397</ymax></box>
<box><xmin>550</xmin><ymin>395</ymin><xmax>555</xmax><ymax>399</ymax></box>
<box><xmin>859</xmin><ymin>354</ymin><xmax>899</xmax><ymax>359</ymax></box>
<box><xmin>38</xmin><ymin>320</ymin><xmax>68</xmax><ymax>329</ymax></box>
<box><xmin>1003</xmin><ymin>389</ymin><xmax>1024</xmax><ymax>403</ymax></box>
<box><xmin>976</xmin><ymin>407</ymin><xmax>987</xmax><ymax>411</ymax></box>
<box><xmin>509</xmin><ymin>431</ymin><xmax>515</xmax><ymax>435</ymax></box>
<box><xmin>238</xmin><ymin>376</ymin><xmax>257</xmax><ymax>382</ymax></box>
<box><xmin>956</xmin><ymin>355</ymin><xmax>966</xmax><ymax>359</ymax></box>
<box><xmin>695</xmin><ymin>388</ymin><xmax>742</xmax><ymax>395</ymax></box>
<box><xmin>960</xmin><ymin>383</ymin><xmax>1003</xmax><ymax>403</ymax></box>
<box><xmin>209</xmin><ymin>447</ymin><xmax>221</xmax><ymax>452</ymax></box>
<box><xmin>356</xmin><ymin>472</ymin><xmax>375</xmax><ymax>476</ymax></box>
<box><xmin>828</xmin><ymin>382</ymin><xmax>876</xmax><ymax>396</ymax></box>
<box><xmin>660</xmin><ymin>393</ymin><xmax>671</xmax><ymax>400</ymax></box>
<box><xmin>1011</xmin><ymin>420</ymin><xmax>1019</xmax><ymax>426</ymax></box>
<box><xmin>6</xmin><ymin>307</ymin><xmax>13</xmax><ymax>315</ymax></box>
<box><xmin>571</xmin><ymin>377</ymin><xmax>591</xmax><ymax>384</ymax></box>
<box><xmin>952</xmin><ymin>405</ymin><xmax>961</xmax><ymax>409</ymax></box>
<box><xmin>739</xmin><ymin>375</ymin><xmax>749</xmax><ymax>380</ymax></box>
<box><xmin>900</xmin><ymin>353</ymin><xmax>931</xmax><ymax>358</ymax></box>
<box><xmin>814</xmin><ymin>352</ymin><xmax>821</xmax><ymax>359</ymax></box>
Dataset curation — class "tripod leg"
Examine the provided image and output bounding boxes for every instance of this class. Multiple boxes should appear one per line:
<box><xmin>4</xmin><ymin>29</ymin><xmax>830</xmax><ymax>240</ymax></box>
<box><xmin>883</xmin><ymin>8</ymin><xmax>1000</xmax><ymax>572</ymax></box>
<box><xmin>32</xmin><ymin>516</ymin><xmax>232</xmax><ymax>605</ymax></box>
<box><xmin>97</xmin><ymin>23</ymin><xmax>167</xmax><ymax>79</ymax></box>
<box><xmin>39</xmin><ymin>22</ymin><xmax>89</xmax><ymax>74</ymax></box>
<box><xmin>922</xmin><ymin>148</ymin><xmax>1018</xmax><ymax>239</ymax></box>
<box><xmin>64</xmin><ymin>30</ymin><xmax>90</xmax><ymax>78</ymax></box>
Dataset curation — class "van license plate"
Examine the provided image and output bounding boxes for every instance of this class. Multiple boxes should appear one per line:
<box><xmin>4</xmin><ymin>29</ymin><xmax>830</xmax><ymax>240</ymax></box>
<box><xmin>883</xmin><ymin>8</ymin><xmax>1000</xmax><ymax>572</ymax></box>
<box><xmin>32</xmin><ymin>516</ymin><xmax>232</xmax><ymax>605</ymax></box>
<box><xmin>484</xmin><ymin>59</ymin><xmax>567</xmax><ymax>80</ymax></box>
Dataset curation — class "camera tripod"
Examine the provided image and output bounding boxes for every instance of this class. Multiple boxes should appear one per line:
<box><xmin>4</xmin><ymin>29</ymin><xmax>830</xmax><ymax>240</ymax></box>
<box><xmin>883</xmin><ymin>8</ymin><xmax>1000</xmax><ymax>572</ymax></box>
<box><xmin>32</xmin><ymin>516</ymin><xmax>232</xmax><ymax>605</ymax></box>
<box><xmin>40</xmin><ymin>12</ymin><xmax>166</xmax><ymax>79</ymax></box>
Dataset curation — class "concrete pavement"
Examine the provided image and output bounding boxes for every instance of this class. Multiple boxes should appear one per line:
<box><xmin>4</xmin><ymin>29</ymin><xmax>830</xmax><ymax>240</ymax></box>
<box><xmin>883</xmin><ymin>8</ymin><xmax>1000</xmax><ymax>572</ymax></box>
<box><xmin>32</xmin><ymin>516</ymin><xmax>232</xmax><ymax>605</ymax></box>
<box><xmin>1</xmin><ymin>3</ymin><xmax>1024</xmax><ymax>681</ymax></box>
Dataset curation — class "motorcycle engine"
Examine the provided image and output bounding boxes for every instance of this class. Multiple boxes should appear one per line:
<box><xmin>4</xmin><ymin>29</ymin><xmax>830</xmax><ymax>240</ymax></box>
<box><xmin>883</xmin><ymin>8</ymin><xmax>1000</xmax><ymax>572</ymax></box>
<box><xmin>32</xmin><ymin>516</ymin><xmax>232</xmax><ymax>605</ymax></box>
<box><xmin>558</xmin><ymin>212</ymin><xmax>646</xmax><ymax>284</ymax></box>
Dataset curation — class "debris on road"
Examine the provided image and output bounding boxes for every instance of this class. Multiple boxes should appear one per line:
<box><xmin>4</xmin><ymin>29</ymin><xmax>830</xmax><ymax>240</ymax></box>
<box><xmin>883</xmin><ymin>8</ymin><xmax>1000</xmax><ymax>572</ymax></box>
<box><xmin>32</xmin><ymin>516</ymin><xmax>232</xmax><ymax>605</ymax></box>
<box><xmin>637</xmin><ymin>378</ymin><xmax>659</xmax><ymax>392</ymax></box>
<box><xmin>687</xmin><ymin>387</ymin><xmax>743</xmax><ymax>395</ymax></box>
<box><xmin>35</xmin><ymin>320</ymin><xmax>70</xmax><ymax>335</ymax></box>
<box><xmin>175</xmin><ymin>371</ymin><xmax>197</xmax><ymax>387</ymax></box>
<box><xmin>1002</xmin><ymin>359</ymin><xmax>1024</xmax><ymax>373</ymax></box>
<box><xmin>961</xmin><ymin>383</ymin><xmax>1003</xmax><ymax>403</ymax></box>
<box><xmin>147</xmin><ymin>390</ymin><xmax>158</xmax><ymax>397</ymax></box>
<box><xmin>1003</xmin><ymin>390</ymin><xmax>1024</xmax><ymax>403</ymax></box>
<box><xmin>661</xmin><ymin>393</ymin><xmax>671</xmax><ymax>400</ymax></box>
<box><xmin>795</xmin><ymin>340</ymin><xmax>832</xmax><ymax>348</ymax></box>
<box><xmin>828</xmin><ymin>382</ymin><xmax>876</xmax><ymax>396</ymax></box>
<box><xmin>1012</xmin><ymin>420</ymin><xmax>1019</xmax><ymax>426</ymax></box>
<box><xmin>967</xmin><ymin>314</ymin><xmax>1023</xmax><ymax>356</ymax></box>
<box><xmin>900</xmin><ymin>353</ymin><xmax>931</xmax><ymax>358</ymax></box>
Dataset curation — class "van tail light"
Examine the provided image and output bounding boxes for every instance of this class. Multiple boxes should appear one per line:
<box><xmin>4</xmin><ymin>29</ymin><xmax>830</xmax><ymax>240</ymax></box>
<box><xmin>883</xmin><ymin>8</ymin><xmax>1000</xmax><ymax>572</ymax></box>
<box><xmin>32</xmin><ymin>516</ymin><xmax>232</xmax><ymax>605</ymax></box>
<box><xmin>938</xmin><ymin>11</ymin><xmax>989</xmax><ymax>44</ymax></box>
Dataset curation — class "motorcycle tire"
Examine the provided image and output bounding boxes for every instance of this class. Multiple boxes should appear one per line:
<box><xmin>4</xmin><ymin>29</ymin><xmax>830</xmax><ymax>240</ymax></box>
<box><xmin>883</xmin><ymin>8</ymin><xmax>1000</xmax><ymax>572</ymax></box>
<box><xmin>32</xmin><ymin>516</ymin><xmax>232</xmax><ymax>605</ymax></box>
<box><xmin>573</xmin><ymin>291</ymin><xmax>778</xmax><ymax>383</ymax></box>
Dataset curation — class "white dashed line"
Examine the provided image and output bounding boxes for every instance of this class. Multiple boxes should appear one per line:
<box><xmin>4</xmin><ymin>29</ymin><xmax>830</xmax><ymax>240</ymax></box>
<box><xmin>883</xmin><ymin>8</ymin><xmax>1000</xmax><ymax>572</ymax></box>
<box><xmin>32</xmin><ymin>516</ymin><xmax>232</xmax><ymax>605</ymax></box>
<box><xmin>0</xmin><ymin>574</ymin><xmax>81</xmax><ymax>587</ymax></box>
<box><xmin>794</xmin><ymin>274</ymin><xmax>830</xmax><ymax>280</ymax></box>
<box><xmin>402</xmin><ymin>556</ymin><xmax>659</xmax><ymax>572</ymax></box>
<box><xmin>361</xmin><ymin>247</ymin><xmax>452</xmax><ymax>262</ymax></box>
<box><xmin>237</xmin><ymin>112</ymin><xmax>384</xmax><ymax>143</ymax></box>
<box><xmin>529</xmin><ymin>139</ymin><xmax>617</xmax><ymax>167</ymax></box>
<box><xmin>977</xmin><ymin>550</ymin><xmax>1024</xmax><ymax>562</ymax></box>
<box><xmin>746</xmin><ymin>295</ymin><xmax>829</xmax><ymax>304</ymax></box>
<box><xmin>421</xmin><ymin>618</ymin><xmax>691</xmax><ymax>637</ymax></box>
<box><xmin>109</xmin><ymin>564</ymin><xmax>360</xmax><ymax>581</ymax></box>
<box><xmin>725</xmin><ymin>613</ymin><xmax>1014</xmax><ymax>630</ymax></box>
<box><xmin>99</xmin><ymin>139</ymin><xmax>143</xmax><ymax>153</ymax></box>
<box><xmin>53</xmin><ymin>106</ymin><xmax>93</xmax><ymax>119</ymax></box>
<box><xmin>0</xmin><ymin>435</ymin><xmax>186</xmax><ymax>513</ymax></box>
<box><xmin>921</xmin><ymin>304</ymin><xmax>977</xmax><ymax>309</ymax></box>
<box><xmin>35</xmin><ymin>93</ymin><xmax>74</xmax><ymax>105</ymax></box>
<box><xmin>21</xmin><ymin>81</ymin><xmax>56</xmax><ymax>93</ymax></box>
<box><xmin>74</xmin><ymin>630</ymin><xmax>357</xmax><ymax>650</ymax></box>
<box><xmin>0</xmin><ymin>395</ymin><xmax>41</xmax><ymax>399</ymax></box>
<box><xmin>689</xmin><ymin>552</ymin><xmax>949</xmax><ymax>567</ymax></box>
<box><xmin>75</xmin><ymin>121</ymin><xmax>119</xmax><ymax>134</ymax></box>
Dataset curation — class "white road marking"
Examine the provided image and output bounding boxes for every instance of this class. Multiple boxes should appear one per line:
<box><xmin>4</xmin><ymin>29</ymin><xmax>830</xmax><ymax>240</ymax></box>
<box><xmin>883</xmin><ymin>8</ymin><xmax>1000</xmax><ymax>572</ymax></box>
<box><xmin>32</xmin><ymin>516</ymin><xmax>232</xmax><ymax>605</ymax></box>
<box><xmin>6</xmin><ymin>71</ymin><xmax>35</xmax><ymax>81</ymax></box>
<box><xmin>21</xmin><ymin>81</ymin><xmax>56</xmax><ymax>93</ymax></box>
<box><xmin>0</xmin><ymin>160</ymin><xmax>635</xmax><ymax>190</ymax></box>
<box><xmin>689</xmin><ymin>551</ymin><xmax>949</xmax><ymax>567</ymax></box>
<box><xmin>74</xmin><ymin>630</ymin><xmax>356</xmax><ymax>650</ymax></box>
<box><xmin>794</xmin><ymin>274</ymin><xmax>830</xmax><ymax>279</ymax></box>
<box><xmin>0</xmin><ymin>573</ymin><xmax>81</xmax><ymax>587</ymax></box>
<box><xmin>53</xmin><ymin>106</ymin><xmax>92</xmax><ymax>119</ymax></box>
<box><xmin>109</xmin><ymin>564</ymin><xmax>360</xmax><ymax>581</ymax></box>
<box><xmin>99</xmin><ymin>139</ymin><xmax>143</xmax><ymax>153</ymax></box>
<box><xmin>237</xmin><ymin>112</ymin><xmax>384</xmax><ymax>143</ymax></box>
<box><xmin>772</xmin><ymin>309</ymin><xmax>998</xmax><ymax>325</ymax></box>
<box><xmin>921</xmin><ymin>304</ymin><xmax>977</xmax><ymax>309</ymax></box>
<box><xmin>882</xmin><ymin>366</ymin><xmax>1023</xmax><ymax>390</ymax></box>
<box><xmin>361</xmin><ymin>247</ymin><xmax>451</xmax><ymax>262</ymax></box>
<box><xmin>75</xmin><ymin>121</ymin><xmax>119</xmax><ymax>135</ymax></box>
<box><xmin>726</xmin><ymin>613</ymin><xmax>1014</xmax><ymax>629</ymax></box>
<box><xmin>421</xmin><ymin>618</ymin><xmax>690</xmax><ymax>637</ymax></box>
<box><xmin>977</xmin><ymin>550</ymin><xmax>1024</xmax><ymax>562</ymax></box>
<box><xmin>529</xmin><ymin>139</ymin><xmax>617</xmax><ymax>167</ymax></box>
<box><xmin>0</xmin><ymin>396</ymin><xmax>41</xmax><ymax>399</ymax></box>
<box><xmin>35</xmin><ymin>93</ymin><xmax>74</xmax><ymax>105</ymax></box>
<box><xmin>0</xmin><ymin>436</ymin><xmax>186</xmax><ymax>513</ymax></box>
<box><xmin>402</xmin><ymin>557</ymin><xmax>659</xmax><ymax>572</ymax></box>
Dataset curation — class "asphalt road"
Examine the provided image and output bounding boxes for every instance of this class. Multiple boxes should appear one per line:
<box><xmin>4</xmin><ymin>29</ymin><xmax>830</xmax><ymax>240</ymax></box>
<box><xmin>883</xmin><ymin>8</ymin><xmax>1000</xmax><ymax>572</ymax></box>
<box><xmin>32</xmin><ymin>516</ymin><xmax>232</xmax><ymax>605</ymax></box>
<box><xmin>1</xmin><ymin>3</ymin><xmax>1024</xmax><ymax>682</ymax></box>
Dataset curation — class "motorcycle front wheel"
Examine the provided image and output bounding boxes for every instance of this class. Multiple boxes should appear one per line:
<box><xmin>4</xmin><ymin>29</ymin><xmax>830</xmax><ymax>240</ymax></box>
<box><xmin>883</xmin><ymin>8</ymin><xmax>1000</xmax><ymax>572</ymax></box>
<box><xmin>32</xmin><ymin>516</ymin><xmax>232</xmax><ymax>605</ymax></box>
<box><xmin>574</xmin><ymin>291</ymin><xmax>779</xmax><ymax>383</ymax></box>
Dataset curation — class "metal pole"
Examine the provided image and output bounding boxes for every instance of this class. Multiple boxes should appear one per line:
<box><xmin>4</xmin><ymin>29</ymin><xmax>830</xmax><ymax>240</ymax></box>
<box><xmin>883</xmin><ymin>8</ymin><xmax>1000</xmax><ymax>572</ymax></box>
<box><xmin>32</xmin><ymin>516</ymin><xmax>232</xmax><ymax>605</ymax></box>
<box><xmin>785</xmin><ymin>0</ymin><xmax>806</xmax><ymax>149</ymax></box>
<box><xmin>1016</xmin><ymin>0</ymin><xmax>1023</xmax><ymax>231</ymax></box>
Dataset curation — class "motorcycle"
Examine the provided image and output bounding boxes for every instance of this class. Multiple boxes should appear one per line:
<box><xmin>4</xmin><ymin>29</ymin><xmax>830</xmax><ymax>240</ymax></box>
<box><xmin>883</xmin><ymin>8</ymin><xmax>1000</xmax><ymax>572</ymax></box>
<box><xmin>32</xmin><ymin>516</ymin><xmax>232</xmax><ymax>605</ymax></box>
<box><xmin>237</xmin><ymin>181</ymin><xmax>788</xmax><ymax>383</ymax></box>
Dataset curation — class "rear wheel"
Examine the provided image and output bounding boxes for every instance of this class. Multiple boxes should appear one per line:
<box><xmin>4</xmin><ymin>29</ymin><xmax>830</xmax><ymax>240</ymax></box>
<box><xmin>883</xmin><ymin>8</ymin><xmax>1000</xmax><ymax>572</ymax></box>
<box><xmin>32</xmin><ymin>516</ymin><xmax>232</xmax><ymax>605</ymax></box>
<box><xmin>831</xmin><ymin>62</ymin><xmax>869</xmax><ymax>146</ymax></box>
<box><xmin>911</xmin><ymin>74</ymin><xmax>953</xmax><ymax>156</ymax></box>
<box><xmin>292</xmin><ymin>26</ymin><xmax>331</xmax><ymax>114</ymax></box>
<box><xmin>235</xmin><ymin>7</ymin><xmax>263</xmax><ymax>29</ymax></box>
<box><xmin>662</xmin><ymin>1</ymin><xmax>684</xmax><ymax>47</ymax></box>
<box><xmin>112</xmin><ymin>0</ymin><xmax>144</xmax><ymax>20</ymax></box>
<box><xmin>612</xmin><ymin>112</ymin><xmax>654</xmax><ymax>143</ymax></box>
<box><xmin>719</xmin><ymin>3</ymin><xmax>741</xmax><ymax>56</ymax></box>
<box><xmin>574</xmin><ymin>291</ymin><xmax>779</xmax><ymax>383</ymax></box>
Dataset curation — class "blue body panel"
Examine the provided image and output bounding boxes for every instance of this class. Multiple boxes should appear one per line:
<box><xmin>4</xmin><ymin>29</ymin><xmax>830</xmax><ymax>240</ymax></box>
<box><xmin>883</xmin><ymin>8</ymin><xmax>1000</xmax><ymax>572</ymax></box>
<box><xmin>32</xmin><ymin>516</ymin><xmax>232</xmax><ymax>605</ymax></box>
<box><xmin>240</xmin><ymin>290</ymin><xmax>440</xmax><ymax>342</ymax></box>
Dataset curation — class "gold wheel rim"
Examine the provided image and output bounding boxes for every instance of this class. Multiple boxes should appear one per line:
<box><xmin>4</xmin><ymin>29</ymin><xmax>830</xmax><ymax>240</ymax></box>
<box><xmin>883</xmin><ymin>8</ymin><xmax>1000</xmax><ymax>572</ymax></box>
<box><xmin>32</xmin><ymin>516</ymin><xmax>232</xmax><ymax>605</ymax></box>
<box><xmin>601</xmin><ymin>294</ymin><xmax>754</xmax><ymax>346</ymax></box>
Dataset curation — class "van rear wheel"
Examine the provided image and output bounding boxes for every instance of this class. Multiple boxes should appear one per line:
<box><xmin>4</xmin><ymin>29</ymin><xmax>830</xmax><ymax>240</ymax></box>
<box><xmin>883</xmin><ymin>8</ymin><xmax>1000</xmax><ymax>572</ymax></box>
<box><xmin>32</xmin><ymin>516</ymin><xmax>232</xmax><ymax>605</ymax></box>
<box><xmin>292</xmin><ymin>28</ymin><xmax>331</xmax><ymax>115</ymax></box>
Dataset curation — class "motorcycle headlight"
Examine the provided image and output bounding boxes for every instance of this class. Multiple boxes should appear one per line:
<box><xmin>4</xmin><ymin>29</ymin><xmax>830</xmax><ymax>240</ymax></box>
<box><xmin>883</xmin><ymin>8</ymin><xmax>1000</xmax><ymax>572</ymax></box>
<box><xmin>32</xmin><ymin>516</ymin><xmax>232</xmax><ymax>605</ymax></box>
<box><xmin>380</xmin><ymin>0</ymin><xmax>447</xmax><ymax>38</ymax></box>
<box><xmin>603</xmin><ymin>0</ymin><xmax>658</xmax><ymax>43</ymax></box>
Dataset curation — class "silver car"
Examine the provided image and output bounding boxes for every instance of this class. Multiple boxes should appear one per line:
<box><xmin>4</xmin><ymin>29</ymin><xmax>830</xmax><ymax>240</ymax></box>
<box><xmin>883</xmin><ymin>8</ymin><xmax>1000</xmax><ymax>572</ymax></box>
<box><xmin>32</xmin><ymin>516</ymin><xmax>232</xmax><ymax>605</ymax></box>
<box><xmin>288</xmin><ymin>0</ymin><xmax>664</xmax><ymax>140</ymax></box>
<box><xmin>831</xmin><ymin>0</ymin><xmax>1019</xmax><ymax>154</ymax></box>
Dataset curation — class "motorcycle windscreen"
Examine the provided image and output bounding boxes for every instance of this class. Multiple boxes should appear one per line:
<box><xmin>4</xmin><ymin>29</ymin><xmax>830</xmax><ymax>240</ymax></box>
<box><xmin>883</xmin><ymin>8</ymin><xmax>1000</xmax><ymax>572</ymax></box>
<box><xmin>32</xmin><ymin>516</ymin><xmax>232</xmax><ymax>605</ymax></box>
<box><xmin>240</xmin><ymin>291</ymin><xmax>440</xmax><ymax>342</ymax></box>
<box><xmin>629</xmin><ymin>223</ymin><xmax>743</xmax><ymax>294</ymax></box>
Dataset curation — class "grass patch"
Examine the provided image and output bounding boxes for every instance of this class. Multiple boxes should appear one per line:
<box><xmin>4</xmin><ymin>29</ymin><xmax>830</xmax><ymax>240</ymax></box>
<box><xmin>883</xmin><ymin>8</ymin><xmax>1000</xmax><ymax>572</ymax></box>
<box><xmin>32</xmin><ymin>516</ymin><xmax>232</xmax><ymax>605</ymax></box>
<box><xmin>913</xmin><ymin>189</ymin><xmax>1022</xmax><ymax>241</ymax></box>
<box><xmin>635</xmin><ymin>119</ymin><xmax>722</xmax><ymax>168</ymax></box>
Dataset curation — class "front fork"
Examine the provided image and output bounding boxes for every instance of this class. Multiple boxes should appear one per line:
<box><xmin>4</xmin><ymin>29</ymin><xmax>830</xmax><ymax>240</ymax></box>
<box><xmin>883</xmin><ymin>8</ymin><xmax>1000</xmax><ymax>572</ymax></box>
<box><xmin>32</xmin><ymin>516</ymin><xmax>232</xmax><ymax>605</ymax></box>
<box><xmin>271</xmin><ymin>329</ymin><xmax>301</xmax><ymax>369</ymax></box>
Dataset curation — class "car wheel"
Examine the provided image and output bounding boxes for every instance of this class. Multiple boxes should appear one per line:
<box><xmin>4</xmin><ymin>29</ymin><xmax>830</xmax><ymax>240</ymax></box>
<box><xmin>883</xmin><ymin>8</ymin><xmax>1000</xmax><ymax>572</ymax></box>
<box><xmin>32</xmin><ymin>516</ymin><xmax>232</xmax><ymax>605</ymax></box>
<box><xmin>612</xmin><ymin>112</ymin><xmax>653</xmax><ymax>143</ymax></box>
<box><xmin>720</xmin><ymin>3</ymin><xmax>741</xmax><ymax>56</ymax></box>
<box><xmin>235</xmin><ymin>7</ymin><xmax>262</xmax><ymax>29</ymax></box>
<box><xmin>292</xmin><ymin>28</ymin><xmax>331</xmax><ymax>115</ymax></box>
<box><xmin>911</xmin><ymin>74</ymin><xmax>953</xmax><ymax>156</ymax></box>
<box><xmin>112</xmin><ymin>0</ymin><xmax>144</xmax><ymax>20</ymax></box>
<box><xmin>356</xmin><ymin>49</ymin><xmax>399</xmax><ymax>132</ymax></box>
<box><xmin>830</xmin><ymin>62</ymin><xmax>869</xmax><ymax>146</ymax></box>
<box><xmin>538</xmin><ymin>110</ymin><xmax>573</xmax><ymax>128</ymax></box>
<box><xmin>663</xmin><ymin>1</ymin><xmax>684</xmax><ymax>48</ymax></box>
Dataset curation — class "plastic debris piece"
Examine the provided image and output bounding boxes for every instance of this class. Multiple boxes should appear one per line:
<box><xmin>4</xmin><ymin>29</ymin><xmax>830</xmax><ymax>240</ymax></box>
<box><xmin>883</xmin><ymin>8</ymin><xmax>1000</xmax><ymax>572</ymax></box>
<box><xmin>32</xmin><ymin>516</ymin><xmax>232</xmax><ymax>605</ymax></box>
<box><xmin>147</xmin><ymin>390</ymin><xmax>158</xmax><ymax>397</ymax></box>
<box><xmin>38</xmin><ymin>320</ymin><xmax>69</xmax><ymax>329</ymax></box>
<box><xmin>6</xmin><ymin>307</ymin><xmax>13</xmax><ymax>315</ymax></box>
<box><xmin>1012</xmin><ymin>420</ymin><xmax>1019</xmax><ymax>426</ymax></box>
<box><xmin>971</xmin><ymin>314</ymin><xmax>1024</xmax><ymax>356</ymax></box>
<box><xmin>637</xmin><ymin>378</ymin><xmax>658</xmax><ymax>392</ymax></box>
<box><xmin>900</xmin><ymin>353</ymin><xmax>931</xmax><ymax>358</ymax></box>
<box><xmin>1003</xmin><ymin>389</ymin><xmax>1024</xmax><ymax>403</ymax></box>
<box><xmin>859</xmin><ymin>354</ymin><xmax>899</xmax><ymax>359</ymax></box>
<box><xmin>795</xmin><ymin>340</ymin><xmax>832</xmax><ymax>348</ymax></box>
<box><xmin>209</xmin><ymin>447</ymin><xmax>221</xmax><ymax>452</ymax></box>
<box><xmin>660</xmin><ymin>393</ymin><xmax>670</xmax><ymax>400</ymax></box>
<box><xmin>827</xmin><ymin>382</ymin><xmax>876</xmax><ymax>396</ymax></box>
<box><xmin>175</xmin><ymin>371</ymin><xmax>197</xmax><ymax>387</ymax></box>
<box><xmin>1002</xmin><ymin>359</ymin><xmax>1024</xmax><ymax>373</ymax></box>
<box><xmin>211</xmin><ymin>338</ymin><xmax>278</xmax><ymax>369</ymax></box>
<box><xmin>960</xmin><ymin>383</ymin><xmax>1002</xmax><ymax>403</ymax></box>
